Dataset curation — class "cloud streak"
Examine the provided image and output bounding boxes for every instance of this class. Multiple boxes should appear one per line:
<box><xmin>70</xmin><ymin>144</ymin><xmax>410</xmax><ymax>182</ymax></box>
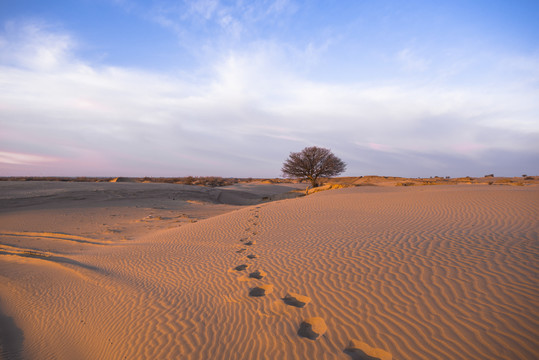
<box><xmin>0</xmin><ymin>151</ymin><xmax>57</xmax><ymax>165</ymax></box>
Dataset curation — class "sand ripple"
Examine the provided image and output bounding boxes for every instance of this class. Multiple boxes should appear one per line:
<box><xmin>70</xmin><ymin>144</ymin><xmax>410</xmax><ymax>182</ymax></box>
<box><xmin>0</xmin><ymin>185</ymin><xmax>537</xmax><ymax>359</ymax></box>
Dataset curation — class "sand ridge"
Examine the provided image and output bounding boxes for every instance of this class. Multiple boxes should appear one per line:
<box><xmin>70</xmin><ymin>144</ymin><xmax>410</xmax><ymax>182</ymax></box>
<box><xmin>1</xmin><ymin>183</ymin><xmax>538</xmax><ymax>359</ymax></box>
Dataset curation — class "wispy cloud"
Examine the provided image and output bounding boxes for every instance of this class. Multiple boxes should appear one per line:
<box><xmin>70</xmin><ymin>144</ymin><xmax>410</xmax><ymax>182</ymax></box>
<box><xmin>145</xmin><ymin>0</ymin><xmax>297</xmax><ymax>47</ymax></box>
<box><xmin>397</xmin><ymin>48</ymin><xmax>430</xmax><ymax>71</ymax></box>
<box><xmin>0</xmin><ymin>151</ymin><xmax>57</xmax><ymax>165</ymax></box>
<box><xmin>0</xmin><ymin>20</ymin><xmax>75</xmax><ymax>71</ymax></box>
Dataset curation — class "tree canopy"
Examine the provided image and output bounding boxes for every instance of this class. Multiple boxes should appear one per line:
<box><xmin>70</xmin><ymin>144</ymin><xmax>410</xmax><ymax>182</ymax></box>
<box><xmin>281</xmin><ymin>146</ymin><xmax>346</xmax><ymax>188</ymax></box>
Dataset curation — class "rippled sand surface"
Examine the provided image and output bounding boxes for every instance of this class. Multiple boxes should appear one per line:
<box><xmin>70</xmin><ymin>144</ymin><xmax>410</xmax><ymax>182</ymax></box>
<box><xmin>1</xmin><ymin>182</ymin><xmax>538</xmax><ymax>359</ymax></box>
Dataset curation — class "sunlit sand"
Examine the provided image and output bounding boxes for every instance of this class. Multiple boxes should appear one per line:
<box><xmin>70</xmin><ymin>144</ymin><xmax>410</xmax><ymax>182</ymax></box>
<box><xmin>1</xmin><ymin>179</ymin><xmax>538</xmax><ymax>359</ymax></box>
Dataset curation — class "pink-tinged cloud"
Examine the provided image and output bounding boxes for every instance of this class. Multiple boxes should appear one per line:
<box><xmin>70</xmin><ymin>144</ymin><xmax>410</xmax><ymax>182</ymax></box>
<box><xmin>0</xmin><ymin>151</ymin><xmax>58</xmax><ymax>165</ymax></box>
<box><xmin>368</xmin><ymin>143</ymin><xmax>394</xmax><ymax>152</ymax></box>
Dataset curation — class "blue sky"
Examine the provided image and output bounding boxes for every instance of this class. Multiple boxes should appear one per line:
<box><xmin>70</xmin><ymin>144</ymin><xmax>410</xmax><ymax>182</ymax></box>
<box><xmin>1</xmin><ymin>0</ymin><xmax>538</xmax><ymax>177</ymax></box>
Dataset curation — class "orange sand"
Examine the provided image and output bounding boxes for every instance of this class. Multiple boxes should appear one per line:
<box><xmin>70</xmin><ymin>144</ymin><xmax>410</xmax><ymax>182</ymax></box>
<box><xmin>1</xmin><ymin>182</ymin><xmax>538</xmax><ymax>359</ymax></box>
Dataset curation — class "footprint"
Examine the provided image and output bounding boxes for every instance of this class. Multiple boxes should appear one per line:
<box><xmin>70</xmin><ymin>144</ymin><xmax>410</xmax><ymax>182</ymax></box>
<box><xmin>344</xmin><ymin>339</ymin><xmax>392</xmax><ymax>360</ymax></box>
<box><xmin>246</xmin><ymin>254</ymin><xmax>258</xmax><ymax>259</ymax></box>
<box><xmin>234</xmin><ymin>264</ymin><xmax>249</xmax><ymax>271</ymax></box>
<box><xmin>249</xmin><ymin>270</ymin><xmax>266</xmax><ymax>279</ymax></box>
<box><xmin>283</xmin><ymin>292</ymin><xmax>311</xmax><ymax>308</ymax></box>
<box><xmin>236</xmin><ymin>249</ymin><xmax>246</xmax><ymax>253</ymax></box>
<box><xmin>245</xmin><ymin>240</ymin><xmax>256</xmax><ymax>246</ymax></box>
<box><xmin>249</xmin><ymin>284</ymin><xmax>273</xmax><ymax>297</ymax></box>
<box><xmin>297</xmin><ymin>317</ymin><xmax>327</xmax><ymax>340</ymax></box>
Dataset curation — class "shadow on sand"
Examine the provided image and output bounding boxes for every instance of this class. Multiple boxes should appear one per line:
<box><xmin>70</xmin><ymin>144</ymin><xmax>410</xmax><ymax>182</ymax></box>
<box><xmin>0</xmin><ymin>302</ymin><xmax>24</xmax><ymax>360</ymax></box>
<box><xmin>344</xmin><ymin>348</ymin><xmax>383</xmax><ymax>360</ymax></box>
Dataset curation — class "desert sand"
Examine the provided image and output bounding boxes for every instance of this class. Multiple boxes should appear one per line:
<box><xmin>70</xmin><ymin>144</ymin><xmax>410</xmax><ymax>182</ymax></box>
<box><xmin>1</xmin><ymin>180</ymin><xmax>538</xmax><ymax>359</ymax></box>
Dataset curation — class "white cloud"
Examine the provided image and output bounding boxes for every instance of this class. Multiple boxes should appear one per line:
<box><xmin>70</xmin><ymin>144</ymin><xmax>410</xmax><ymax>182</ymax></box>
<box><xmin>1</xmin><ymin>20</ymin><xmax>538</xmax><ymax>177</ymax></box>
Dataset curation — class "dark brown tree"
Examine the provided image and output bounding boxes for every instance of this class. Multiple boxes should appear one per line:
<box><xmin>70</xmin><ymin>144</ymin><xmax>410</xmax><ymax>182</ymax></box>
<box><xmin>281</xmin><ymin>146</ymin><xmax>346</xmax><ymax>188</ymax></box>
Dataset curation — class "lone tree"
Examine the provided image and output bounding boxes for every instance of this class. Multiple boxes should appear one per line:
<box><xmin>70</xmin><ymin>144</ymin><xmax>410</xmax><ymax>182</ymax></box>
<box><xmin>282</xmin><ymin>146</ymin><xmax>346</xmax><ymax>188</ymax></box>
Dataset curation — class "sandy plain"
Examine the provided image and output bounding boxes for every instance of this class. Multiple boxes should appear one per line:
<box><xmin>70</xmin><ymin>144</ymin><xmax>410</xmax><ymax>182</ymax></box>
<box><xmin>0</xmin><ymin>180</ymin><xmax>538</xmax><ymax>359</ymax></box>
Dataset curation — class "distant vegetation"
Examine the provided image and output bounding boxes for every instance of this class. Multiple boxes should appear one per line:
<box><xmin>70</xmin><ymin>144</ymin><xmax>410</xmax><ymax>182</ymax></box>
<box><xmin>1</xmin><ymin>175</ymin><xmax>536</xmax><ymax>187</ymax></box>
<box><xmin>328</xmin><ymin>175</ymin><xmax>538</xmax><ymax>187</ymax></box>
<box><xmin>0</xmin><ymin>176</ymin><xmax>293</xmax><ymax>187</ymax></box>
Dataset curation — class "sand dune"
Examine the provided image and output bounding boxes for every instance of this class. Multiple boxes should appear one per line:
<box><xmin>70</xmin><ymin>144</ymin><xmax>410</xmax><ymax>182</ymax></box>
<box><xmin>1</xmin><ymin>182</ymin><xmax>538</xmax><ymax>359</ymax></box>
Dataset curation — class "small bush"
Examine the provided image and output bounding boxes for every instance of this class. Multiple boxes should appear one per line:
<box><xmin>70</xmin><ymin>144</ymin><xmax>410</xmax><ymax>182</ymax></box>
<box><xmin>396</xmin><ymin>182</ymin><xmax>415</xmax><ymax>186</ymax></box>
